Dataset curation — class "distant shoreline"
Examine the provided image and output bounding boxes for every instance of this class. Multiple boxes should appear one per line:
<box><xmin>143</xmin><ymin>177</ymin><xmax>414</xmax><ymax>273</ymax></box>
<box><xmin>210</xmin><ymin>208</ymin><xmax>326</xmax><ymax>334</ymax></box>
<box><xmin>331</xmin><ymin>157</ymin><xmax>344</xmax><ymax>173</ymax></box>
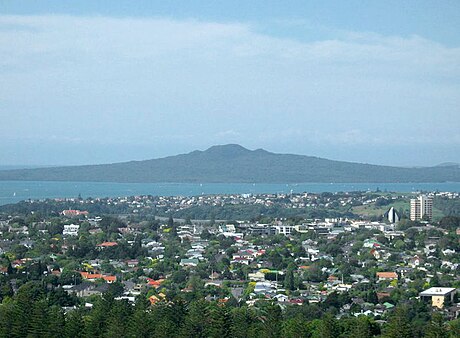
<box><xmin>1</xmin><ymin>180</ymin><xmax>460</xmax><ymax>206</ymax></box>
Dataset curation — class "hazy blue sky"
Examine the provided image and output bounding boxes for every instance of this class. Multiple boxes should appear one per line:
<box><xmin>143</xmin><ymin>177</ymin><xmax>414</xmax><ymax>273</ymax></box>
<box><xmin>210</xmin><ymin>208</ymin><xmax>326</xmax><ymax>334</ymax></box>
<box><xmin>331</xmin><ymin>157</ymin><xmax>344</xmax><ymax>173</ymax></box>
<box><xmin>1</xmin><ymin>1</ymin><xmax>459</xmax><ymax>166</ymax></box>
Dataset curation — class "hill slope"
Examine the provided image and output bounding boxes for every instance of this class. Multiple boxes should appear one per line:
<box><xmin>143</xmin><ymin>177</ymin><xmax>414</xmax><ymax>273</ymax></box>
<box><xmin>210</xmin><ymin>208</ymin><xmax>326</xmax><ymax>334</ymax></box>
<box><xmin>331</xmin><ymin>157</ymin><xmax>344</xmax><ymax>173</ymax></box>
<box><xmin>0</xmin><ymin>144</ymin><xmax>459</xmax><ymax>183</ymax></box>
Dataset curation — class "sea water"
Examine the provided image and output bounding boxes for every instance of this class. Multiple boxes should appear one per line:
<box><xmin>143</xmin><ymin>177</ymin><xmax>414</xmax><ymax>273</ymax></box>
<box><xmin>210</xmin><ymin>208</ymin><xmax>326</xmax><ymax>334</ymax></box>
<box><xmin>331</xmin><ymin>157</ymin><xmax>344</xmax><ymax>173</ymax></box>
<box><xmin>1</xmin><ymin>181</ymin><xmax>460</xmax><ymax>206</ymax></box>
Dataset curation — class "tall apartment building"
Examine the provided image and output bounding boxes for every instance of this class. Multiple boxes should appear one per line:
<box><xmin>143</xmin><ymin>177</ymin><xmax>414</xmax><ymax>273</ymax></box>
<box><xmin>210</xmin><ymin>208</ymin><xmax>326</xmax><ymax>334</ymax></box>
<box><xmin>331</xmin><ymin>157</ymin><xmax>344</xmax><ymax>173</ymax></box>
<box><xmin>410</xmin><ymin>195</ymin><xmax>433</xmax><ymax>221</ymax></box>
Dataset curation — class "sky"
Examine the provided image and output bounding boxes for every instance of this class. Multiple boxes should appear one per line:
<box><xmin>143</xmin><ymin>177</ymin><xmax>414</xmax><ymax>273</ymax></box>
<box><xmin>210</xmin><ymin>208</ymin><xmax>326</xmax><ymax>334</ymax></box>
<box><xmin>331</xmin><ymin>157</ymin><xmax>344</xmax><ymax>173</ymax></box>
<box><xmin>1</xmin><ymin>1</ymin><xmax>460</xmax><ymax>167</ymax></box>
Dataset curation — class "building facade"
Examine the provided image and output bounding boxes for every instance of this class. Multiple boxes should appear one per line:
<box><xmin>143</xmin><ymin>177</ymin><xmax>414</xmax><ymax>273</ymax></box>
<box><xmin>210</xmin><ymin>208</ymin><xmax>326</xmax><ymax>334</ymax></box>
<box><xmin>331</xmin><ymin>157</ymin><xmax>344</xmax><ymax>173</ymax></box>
<box><xmin>420</xmin><ymin>287</ymin><xmax>456</xmax><ymax>309</ymax></box>
<box><xmin>385</xmin><ymin>207</ymin><xmax>400</xmax><ymax>223</ymax></box>
<box><xmin>410</xmin><ymin>195</ymin><xmax>433</xmax><ymax>221</ymax></box>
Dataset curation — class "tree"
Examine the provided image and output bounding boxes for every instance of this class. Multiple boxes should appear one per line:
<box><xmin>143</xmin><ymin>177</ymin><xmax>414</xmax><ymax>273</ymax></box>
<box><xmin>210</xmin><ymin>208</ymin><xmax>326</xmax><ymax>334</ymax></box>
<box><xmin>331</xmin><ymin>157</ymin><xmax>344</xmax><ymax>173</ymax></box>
<box><xmin>348</xmin><ymin>316</ymin><xmax>377</xmax><ymax>338</ymax></box>
<box><xmin>448</xmin><ymin>318</ymin><xmax>460</xmax><ymax>338</ymax></box>
<box><xmin>105</xmin><ymin>300</ymin><xmax>132</xmax><ymax>338</ymax></box>
<box><xmin>205</xmin><ymin>302</ymin><xmax>231</xmax><ymax>338</ymax></box>
<box><xmin>46</xmin><ymin>305</ymin><xmax>65</xmax><ymax>337</ymax></box>
<box><xmin>312</xmin><ymin>313</ymin><xmax>340</xmax><ymax>338</ymax></box>
<box><xmin>260</xmin><ymin>304</ymin><xmax>282</xmax><ymax>338</ymax></box>
<box><xmin>64</xmin><ymin>309</ymin><xmax>85</xmax><ymax>338</ymax></box>
<box><xmin>430</xmin><ymin>273</ymin><xmax>441</xmax><ymax>287</ymax></box>
<box><xmin>425</xmin><ymin>313</ymin><xmax>448</xmax><ymax>338</ymax></box>
<box><xmin>27</xmin><ymin>299</ymin><xmax>48</xmax><ymax>337</ymax></box>
<box><xmin>0</xmin><ymin>280</ymin><xmax>14</xmax><ymax>300</ymax></box>
<box><xmin>127</xmin><ymin>305</ymin><xmax>152</xmax><ymax>338</ymax></box>
<box><xmin>153</xmin><ymin>305</ymin><xmax>179</xmax><ymax>338</ymax></box>
<box><xmin>282</xmin><ymin>315</ymin><xmax>310</xmax><ymax>338</ymax></box>
<box><xmin>106</xmin><ymin>282</ymin><xmax>125</xmax><ymax>297</ymax></box>
<box><xmin>180</xmin><ymin>300</ymin><xmax>209</xmax><ymax>338</ymax></box>
<box><xmin>383</xmin><ymin>306</ymin><xmax>412</xmax><ymax>338</ymax></box>
<box><xmin>284</xmin><ymin>263</ymin><xmax>296</xmax><ymax>291</ymax></box>
<box><xmin>230</xmin><ymin>307</ymin><xmax>256</xmax><ymax>338</ymax></box>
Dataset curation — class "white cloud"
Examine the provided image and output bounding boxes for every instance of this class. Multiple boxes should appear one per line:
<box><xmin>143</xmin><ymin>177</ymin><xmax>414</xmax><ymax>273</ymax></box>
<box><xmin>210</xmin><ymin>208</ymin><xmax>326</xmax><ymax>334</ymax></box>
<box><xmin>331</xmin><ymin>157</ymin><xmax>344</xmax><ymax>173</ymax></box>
<box><xmin>0</xmin><ymin>14</ymin><xmax>459</xmax><ymax>164</ymax></box>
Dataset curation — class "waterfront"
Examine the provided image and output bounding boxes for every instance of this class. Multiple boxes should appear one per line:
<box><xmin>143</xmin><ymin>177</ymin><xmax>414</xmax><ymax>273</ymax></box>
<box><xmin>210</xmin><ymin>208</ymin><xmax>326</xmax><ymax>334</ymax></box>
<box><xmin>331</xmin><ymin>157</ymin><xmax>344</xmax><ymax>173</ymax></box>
<box><xmin>1</xmin><ymin>180</ymin><xmax>460</xmax><ymax>206</ymax></box>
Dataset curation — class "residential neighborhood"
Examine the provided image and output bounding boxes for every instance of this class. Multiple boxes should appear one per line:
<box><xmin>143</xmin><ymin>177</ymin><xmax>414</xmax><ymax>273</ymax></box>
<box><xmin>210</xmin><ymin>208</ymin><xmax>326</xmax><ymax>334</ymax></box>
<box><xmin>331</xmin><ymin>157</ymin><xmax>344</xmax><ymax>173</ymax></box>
<box><xmin>0</xmin><ymin>191</ymin><xmax>459</xmax><ymax>337</ymax></box>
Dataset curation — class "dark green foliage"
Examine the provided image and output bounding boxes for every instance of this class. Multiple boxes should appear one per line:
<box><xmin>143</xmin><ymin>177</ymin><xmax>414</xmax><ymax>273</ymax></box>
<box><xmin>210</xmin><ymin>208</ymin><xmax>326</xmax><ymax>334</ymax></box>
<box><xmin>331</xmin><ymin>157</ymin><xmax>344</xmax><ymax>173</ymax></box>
<box><xmin>312</xmin><ymin>313</ymin><xmax>340</xmax><ymax>338</ymax></box>
<box><xmin>64</xmin><ymin>309</ymin><xmax>85</xmax><ymax>338</ymax></box>
<box><xmin>347</xmin><ymin>316</ymin><xmax>380</xmax><ymax>338</ymax></box>
<box><xmin>0</xmin><ymin>300</ymin><xmax>15</xmax><ymax>337</ymax></box>
<box><xmin>383</xmin><ymin>306</ymin><xmax>413</xmax><ymax>338</ymax></box>
<box><xmin>282</xmin><ymin>315</ymin><xmax>311</xmax><ymax>338</ymax></box>
<box><xmin>258</xmin><ymin>304</ymin><xmax>283</xmax><ymax>338</ymax></box>
<box><xmin>230</xmin><ymin>307</ymin><xmax>257</xmax><ymax>338</ymax></box>
<box><xmin>284</xmin><ymin>263</ymin><xmax>296</xmax><ymax>291</ymax></box>
<box><xmin>435</xmin><ymin>197</ymin><xmax>460</xmax><ymax>217</ymax></box>
<box><xmin>438</xmin><ymin>216</ymin><xmax>460</xmax><ymax>230</ymax></box>
<box><xmin>425</xmin><ymin>313</ymin><xmax>449</xmax><ymax>338</ymax></box>
<box><xmin>0</xmin><ymin>294</ymin><xmax>458</xmax><ymax>338</ymax></box>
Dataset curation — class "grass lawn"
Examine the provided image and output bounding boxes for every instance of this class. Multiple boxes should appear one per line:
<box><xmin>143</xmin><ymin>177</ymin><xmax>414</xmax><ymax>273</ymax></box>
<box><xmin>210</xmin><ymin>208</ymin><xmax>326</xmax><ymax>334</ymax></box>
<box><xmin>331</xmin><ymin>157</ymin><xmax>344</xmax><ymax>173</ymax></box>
<box><xmin>352</xmin><ymin>199</ymin><xmax>409</xmax><ymax>218</ymax></box>
<box><xmin>352</xmin><ymin>197</ymin><xmax>445</xmax><ymax>221</ymax></box>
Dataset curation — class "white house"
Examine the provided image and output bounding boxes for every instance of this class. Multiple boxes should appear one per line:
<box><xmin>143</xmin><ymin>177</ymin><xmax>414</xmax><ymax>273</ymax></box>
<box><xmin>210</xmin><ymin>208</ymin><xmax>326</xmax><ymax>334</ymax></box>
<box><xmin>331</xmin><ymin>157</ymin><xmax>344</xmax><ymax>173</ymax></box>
<box><xmin>63</xmin><ymin>224</ymin><xmax>80</xmax><ymax>236</ymax></box>
<box><xmin>274</xmin><ymin>225</ymin><xmax>295</xmax><ymax>236</ymax></box>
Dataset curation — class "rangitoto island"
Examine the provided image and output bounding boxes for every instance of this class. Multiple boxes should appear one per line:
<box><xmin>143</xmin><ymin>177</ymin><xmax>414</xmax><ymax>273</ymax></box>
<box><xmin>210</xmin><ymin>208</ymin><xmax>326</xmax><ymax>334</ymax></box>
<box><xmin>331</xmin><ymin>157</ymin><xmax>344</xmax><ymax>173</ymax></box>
<box><xmin>0</xmin><ymin>144</ymin><xmax>459</xmax><ymax>183</ymax></box>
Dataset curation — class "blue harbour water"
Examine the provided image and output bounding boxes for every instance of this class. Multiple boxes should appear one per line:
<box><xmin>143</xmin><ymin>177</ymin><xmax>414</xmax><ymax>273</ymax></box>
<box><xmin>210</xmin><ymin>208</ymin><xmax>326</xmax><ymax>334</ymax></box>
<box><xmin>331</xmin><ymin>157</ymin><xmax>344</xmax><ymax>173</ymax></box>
<box><xmin>0</xmin><ymin>181</ymin><xmax>460</xmax><ymax>206</ymax></box>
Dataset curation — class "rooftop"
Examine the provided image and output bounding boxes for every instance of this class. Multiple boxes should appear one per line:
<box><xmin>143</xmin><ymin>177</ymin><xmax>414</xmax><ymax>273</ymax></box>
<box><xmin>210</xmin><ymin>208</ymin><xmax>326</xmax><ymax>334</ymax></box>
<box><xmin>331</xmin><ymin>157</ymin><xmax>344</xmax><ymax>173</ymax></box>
<box><xmin>420</xmin><ymin>287</ymin><xmax>456</xmax><ymax>296</ymax></box>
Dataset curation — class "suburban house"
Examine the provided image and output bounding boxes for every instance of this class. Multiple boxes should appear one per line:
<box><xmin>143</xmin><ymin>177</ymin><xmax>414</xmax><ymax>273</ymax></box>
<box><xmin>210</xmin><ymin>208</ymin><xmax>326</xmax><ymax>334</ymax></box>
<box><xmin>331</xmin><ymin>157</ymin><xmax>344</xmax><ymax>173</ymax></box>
<box><xmin>63</xmin><ymin>224</ymin><xmax>79</xmax><ymax>236</ymax></box>
<box><xmin>96</xmin><ymin>242</ymin><xmax>118</xmax><ymax>249</ymax></box>
<box><xmin>62</xmin><ymin>209</ymin><xmax>89</xmax><ymax>217</ymax></box>
<box><xmin>180</xmin><ymin>258</ymin><xmax>199</xmax><ymax>267</ymax></box>
<box><xmin>420</xmin><ymin>287</ymin><xmax>457</xmax><ymax>309</ymax></box>
<box><xmin>376</xmin><ymin>272</ymin><xmax>398</xmax><ymax>281</ymax></box>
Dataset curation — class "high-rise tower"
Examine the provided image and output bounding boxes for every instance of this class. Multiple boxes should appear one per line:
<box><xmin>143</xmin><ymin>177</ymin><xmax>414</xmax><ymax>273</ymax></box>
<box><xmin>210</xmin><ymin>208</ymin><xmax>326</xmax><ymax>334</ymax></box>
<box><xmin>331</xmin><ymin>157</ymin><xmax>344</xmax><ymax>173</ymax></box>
<box><xmin>410</xmin><ymin>195</ymin><xmax>433</xmax><ymax>221</ymax></box>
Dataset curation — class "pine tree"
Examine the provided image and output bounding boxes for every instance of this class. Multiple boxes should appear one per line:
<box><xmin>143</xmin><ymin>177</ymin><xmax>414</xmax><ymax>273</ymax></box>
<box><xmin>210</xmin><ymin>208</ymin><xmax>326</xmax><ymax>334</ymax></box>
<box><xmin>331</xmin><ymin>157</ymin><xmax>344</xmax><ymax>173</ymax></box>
<box><xmin>260</xmin><ymin>304</ymin><xmax>282</xmax><ymax>338</ymax></box>
<box><xmin>425</xmin><ymin>312</ymin><xmax>448</xmax><ymax>338</ymax></box>
<box><xmin>349</xmin><ymin>316</ymin><xmax>374</xmax><ymax>338</ymax></box>
<box><xmin>64</xmin><ymin>309</ymin><xmax>85</xmax><ymax>338</ymax></box>
<box><xmin>230</xmin><ymin>307</ymin><xmax>254</xmax><ymax>338</ymax></box>
<box><xmin>205</xmin><ymin>303</ymin><xmax>231</xmax><ymax>338</ymax></box>
<box><xmin>84</xmin><ymin>295</ymin><xmax>113</xmax><ymax>337</ymax></box>
<box><xmin>179</xmin><ymin>300</ymin><xmax>209</xmax><ymax>338</ymax></box>
<box><xmin>448</xmin><ymin>318</ymin><xmax>460</xmax><ymax>338</ymax></box>
<box><xmin>105</xmin><ymin>300</ymin><xmax>132</xmax><ymax>338</ymax></box>
<box><xmin>27</xmin><ymin>299</ymin><xmax>48</xmax><ymax>337</ymax></box>
<box><xmin>0</xmin><ymin>300</ymin><xmax>15</xmax><ymax>337</ymax></box>
<box><xmin>127</xmin><ymin>306</ymin><xmax>151</xmax><ymax>338</ymax></box>
<box><xmin>284</xmin><ymin>264</ymin><xmax>295</xmax><ymax>291</ymax></box>
<box><xmin>383</xmin><ymin>306</ymin><xmax>413</xmax><ymax>338</ymax></box>
<box><xmin>153</xmin><ymin>302</ymin><xmax>180</xmax><ymax>338</ymax></box>
<box><xmin>282</xmin><ymin>315</ymin><xmax>310</xmax><ymax>338</ymax></box>
<box><xmin>46</xmin><ymin>305</ymin><xmax>65</xmax><ymax>337</ymax></box>
<box><xmin>312</xmin><ymin>313</ymin><xmax>340</xmax><ymax>338</ymax></box>
<box><xmin>1</xmin><ymin>280</ymin><xmax>14</xmax><ymax>299</ymax></box>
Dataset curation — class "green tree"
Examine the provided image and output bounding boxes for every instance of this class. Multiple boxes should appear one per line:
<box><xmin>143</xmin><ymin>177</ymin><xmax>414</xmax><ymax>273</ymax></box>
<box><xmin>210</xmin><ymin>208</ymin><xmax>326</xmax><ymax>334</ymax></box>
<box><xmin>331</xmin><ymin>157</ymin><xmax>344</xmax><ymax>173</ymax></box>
<box><xmin>425</xmin><ymin>313</ymin><xmax>448</xmax><ymax>338</ymax></box>
<box><xmin>0</xmin><ymin>300</ymin><xmax>15</xmax><ymax>337</ymax></box>
<box><xmin>46</xmin><ymin>305</ymin><xmax>65</xmax><ymax>337</ymax></box>
<box><xmin>383</xmin><ymin>306</ymin><xmax>413</xmax><ymax>338</ymax></box>
<box><xmin>260</xmin><ymin>304</ymin><xmax>282</xmax><ymax>338</ymax></box>
<box><xmin>230</xmin><ymin>307</ymin><xmax>255</xmax><ymax>338</ymax></box>
<box><xmin>284</xmin><ymin>263</ymin><xmax>296</xmax><ymax>291</ymax></box>
<box><xmin>205</xmin><ymin>302</ymin><xmax>231</xmax><ymax>338</ymax></box>
<box><xmin>348</xmin><ymin>316</ymin><xmax>376</xmax><ymax>338</ymax></box>
<box><xmin>27</xmin><ymin>299</ymin><xmax>48</xmax><ymax>337</ymax></box>
<box><xmin>180</xmin><ymin>300</ymin><xmax>209</xmax><ymax>338</ymax></box>
<box><xmin>448</xmin><ymin>318</ymin><xmax>460</xmax><ymax>338</ymax></box>
<box><xmin>105</xmin><ymin>300</ymin><xmax>132</xmax><ymax>338</ymax></box>
<box><xmin>312</xmin><ymin>313</ymin><xmax>340</xmax><ymax>338</ymax></box>
<box><xmin>282</xmin><ymin>315</ymin><xmax>310</xmax><ymax>338</ymax></box>
<box><xmin>64</xmin><ymin>309</ymin><xmax>85</xmax><ymax>338</ymax></box>
<box><xmin>127</xmin><ymin>301</ymin><xmax>153</xmax><ymax>338</ymax></box>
